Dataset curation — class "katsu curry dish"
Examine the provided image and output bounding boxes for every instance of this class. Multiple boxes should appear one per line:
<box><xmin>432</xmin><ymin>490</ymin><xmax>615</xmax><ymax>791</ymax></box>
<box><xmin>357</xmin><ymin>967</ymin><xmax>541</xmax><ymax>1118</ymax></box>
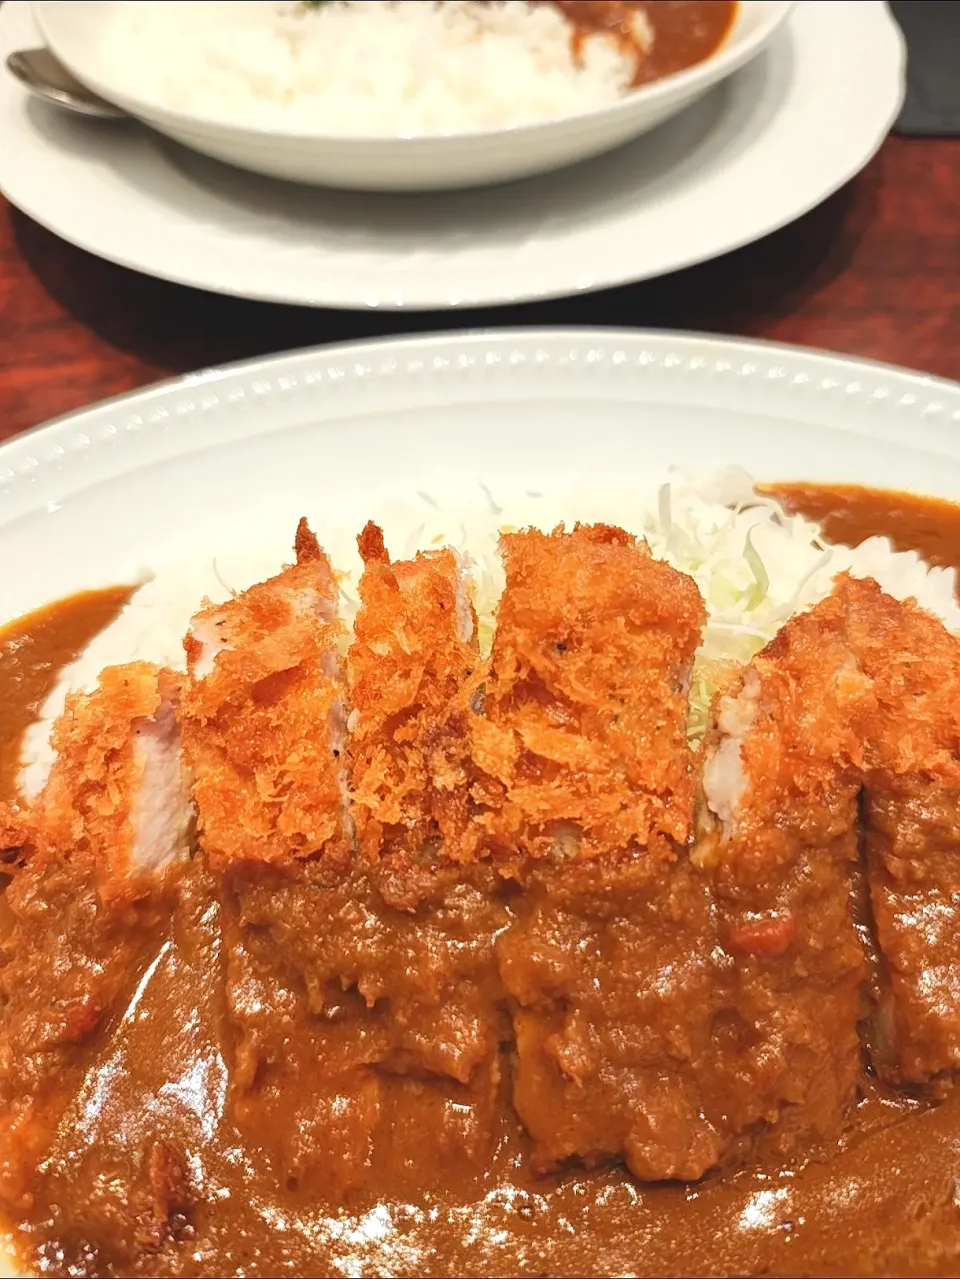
<box><xmin>2</xmin><ymin>478</ymin><xmax>960</xmax><ymax>1277</ymax></box>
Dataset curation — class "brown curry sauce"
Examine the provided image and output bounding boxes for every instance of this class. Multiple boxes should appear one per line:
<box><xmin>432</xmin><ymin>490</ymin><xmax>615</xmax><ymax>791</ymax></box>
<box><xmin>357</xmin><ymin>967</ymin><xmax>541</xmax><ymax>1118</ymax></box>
<box><xmin>2</xmin><ymin>485</ymin><xmax>960</xmax><ymax>1278</ymax></box>
<box><xmin>0</xmin><ymin>588</ymin><xmax>134</xmax><ymax>803</ymax></box>
<box><xmin>544</xmin><ymin>1</ymin><xmax>738</xmax><ymax>84</ymax></box>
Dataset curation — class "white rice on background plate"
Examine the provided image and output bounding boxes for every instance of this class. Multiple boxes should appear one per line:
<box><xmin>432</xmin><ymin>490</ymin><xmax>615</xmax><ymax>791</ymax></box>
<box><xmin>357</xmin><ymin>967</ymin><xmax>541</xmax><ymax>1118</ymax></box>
<box><xmin>98</xmin><ymin>0</ymin><xmax>651</xmax><ymax>135</ymax></box>
<box><xmin>18</xmin><ymin>471</ymin><xmax>960</xmax><ymax>800</ymax></box>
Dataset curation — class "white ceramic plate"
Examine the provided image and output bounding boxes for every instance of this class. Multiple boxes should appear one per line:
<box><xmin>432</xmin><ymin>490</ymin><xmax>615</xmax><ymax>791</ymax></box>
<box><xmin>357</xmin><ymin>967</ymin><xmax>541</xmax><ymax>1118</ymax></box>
<box><xmin>1</xmin><ymin>325</ymin><xmax>959</xmax><ymax>1277</ymax></box>
<box><xmin>0</xmin><ymin>1</ymin><xmax>904</xmax><ymax>309</ymax></box>
<box><xmin>34</xmin><ymin>1</ymin><xmax>793</xmax><ymax>192</ymax></box>
<box><xmin>2</xmin><ymin>327</ymin><xmax>959</xmax><ymax>630</ymax></box>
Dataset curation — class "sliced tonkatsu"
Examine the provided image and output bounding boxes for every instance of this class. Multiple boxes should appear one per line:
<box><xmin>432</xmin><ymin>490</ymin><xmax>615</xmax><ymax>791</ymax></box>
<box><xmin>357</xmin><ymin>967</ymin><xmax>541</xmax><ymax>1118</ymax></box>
<box><xmin>839</xmin><ymin>576</ymin><xmax>960</xmax><ymax>1087</ymax></box>
<box><xmin>345</xmin><ymin>522</ymin><xmax>510</xmax><ymax>1188</ymax></box>
<box><xmin>179</xmin><ymin>521</ymin><xmax>372</xmax><ymax>1196</ymax></box>
<box><xmin>699</xmin><ymin>586</ymin><xmax>871</xmax><ymax>1160</ymax></box>
<box><xmin>0</xmin><ymin>664</ymin><xmax>191</xmax><ymax>1208</ymax></box>
<box><xmin>482</xmin><ymin>524</ymin><xmax>722</xmax><ymax>1180</ymax></box>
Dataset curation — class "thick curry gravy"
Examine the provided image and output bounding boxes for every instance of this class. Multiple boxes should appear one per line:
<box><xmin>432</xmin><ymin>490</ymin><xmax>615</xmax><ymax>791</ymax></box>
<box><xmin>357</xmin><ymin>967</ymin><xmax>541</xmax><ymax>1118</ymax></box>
<box><xmin>763</xmin><ymin>482</ymin><xmax>960</xmax><ymax>574</ymax></box>
<box><xmin>3</xmin><ymin>485</ymin><xmax>960</xmax><ymax>1278</ymax></box>
<box><xmin>0</xmin><ymin>589</ymin><xmax>133</xmax><ymax>804</ymax></box>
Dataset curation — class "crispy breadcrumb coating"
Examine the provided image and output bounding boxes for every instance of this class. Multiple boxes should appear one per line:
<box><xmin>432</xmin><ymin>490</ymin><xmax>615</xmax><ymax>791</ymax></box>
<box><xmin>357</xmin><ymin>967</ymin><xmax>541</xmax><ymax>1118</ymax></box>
<box><xmin>348</xmin><ymin>521</ymin><xmax>479</xmax><ymax>865</ymax></box>
<box><xmin>472</xmin><ymin>523</ymin><xmax>705</xmax><ymax>862</ymax></box>
<box><xmin>180</xmin><ymin>520</ymin><xmax>349</xmax><ymax>869</ymax></box>
<box><xmin>698</xmin><ymin>571</ymin><xmax>960</xmax><ymax>1134</ymax></box>
<box><xmin>702</xmin><ymin>582</ymin><xmax>873</xmax><ymax>881</ymax></box>
<box><xmin>836</xmin><ymin>575</ymin><xmax>960</xmax><ymax>784</ymax></box>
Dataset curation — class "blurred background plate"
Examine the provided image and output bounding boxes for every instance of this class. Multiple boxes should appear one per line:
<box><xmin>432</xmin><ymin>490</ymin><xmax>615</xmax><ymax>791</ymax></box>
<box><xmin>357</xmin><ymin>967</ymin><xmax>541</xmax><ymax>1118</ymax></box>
<box><xmin>33</xmin><ymin>0</ymin><xmax>794</xmax><ymax>191</ymax></box>
<box><xmin>0</xmin><ymin>1</ymin><xmax>904</xmax><ymax>310</ymax></box>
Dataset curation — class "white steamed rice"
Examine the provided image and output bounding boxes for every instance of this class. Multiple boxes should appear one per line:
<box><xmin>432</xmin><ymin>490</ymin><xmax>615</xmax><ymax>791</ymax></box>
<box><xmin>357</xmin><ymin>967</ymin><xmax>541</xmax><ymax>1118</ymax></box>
<box><xmin>98</xmin><ymin>1</ymin><xmax>649</xmax><ymax>136</ymax></box>
<box><xmin>18</xmin><ymin>471</ymin><xmax>960</xmax><ymax>801</ymax></box>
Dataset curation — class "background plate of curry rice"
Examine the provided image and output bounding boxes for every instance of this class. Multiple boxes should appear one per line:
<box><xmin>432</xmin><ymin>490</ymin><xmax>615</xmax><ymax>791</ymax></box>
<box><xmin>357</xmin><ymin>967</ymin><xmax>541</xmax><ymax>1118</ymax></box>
<box><xmin>0</xmin><ymin>1</ymin><xmax>904</xmax><ymax>306</ymax></box>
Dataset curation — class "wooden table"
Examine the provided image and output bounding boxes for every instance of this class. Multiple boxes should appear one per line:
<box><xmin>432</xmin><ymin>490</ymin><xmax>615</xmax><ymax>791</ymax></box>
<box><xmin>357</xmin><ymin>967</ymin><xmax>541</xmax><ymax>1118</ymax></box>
<box><xmin>0</xmin><ymin>131</ymin><xmax>957</xmax><ymax>443</ymax></box>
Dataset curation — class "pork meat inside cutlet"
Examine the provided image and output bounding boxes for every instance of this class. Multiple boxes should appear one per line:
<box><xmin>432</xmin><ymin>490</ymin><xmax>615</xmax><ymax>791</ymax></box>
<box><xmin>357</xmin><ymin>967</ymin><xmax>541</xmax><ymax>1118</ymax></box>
<box><xmin>0</xmin><ymin>665</ymin><xmax>190</xmax><ymax>1208</ymax></box>
<box><xmin>699</xmin><ymin>586</ymin><xmax>873</xmax><ymax>1160</ymax></box>
<box><xmin>343</xmin><ymin>523</ymin><xmax>510</xmax><ymax>1190</ymax></box>
<box><xmin>838</xmin><ymin>575</ymin><xmax>960</xmax><ymax>1087</ymax></box>
<box><xmin>484</xmin><ymin>525</ymin><xmax>723</xmax><ymax>1180</ymax></box>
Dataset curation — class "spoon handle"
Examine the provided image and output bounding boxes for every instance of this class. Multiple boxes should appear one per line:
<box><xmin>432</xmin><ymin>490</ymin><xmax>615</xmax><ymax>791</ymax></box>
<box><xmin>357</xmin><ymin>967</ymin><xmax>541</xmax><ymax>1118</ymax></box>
<box><xmin>6</xmin><ymin>47</ymin><xmax>126</xmax><ymax>119</ymax></box>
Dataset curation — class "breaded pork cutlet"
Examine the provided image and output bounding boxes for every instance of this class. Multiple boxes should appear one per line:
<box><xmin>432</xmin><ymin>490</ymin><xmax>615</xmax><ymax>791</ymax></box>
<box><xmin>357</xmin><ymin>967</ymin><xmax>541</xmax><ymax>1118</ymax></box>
<box><xmin>472</xmin><ymin>523</ymin><xmax>703</xmax><ymax>863</ymax></box>
<box><xmin>0</xmin><ymin>666</ymin><xmax>191</xmax><ymax>1209</ymax></box>
<box><xmin>180</xmin><ymin>521</ymin><xmax>384</xmax><ymax>1198</ymax></box>
<box><xmin>38</xmin><ymin>663</ymin><xmax>192</xmax><ymax>890</ymax></box>
<box><xmin>180</xmin><ymin>518</ymin><xmax>349</xmax><ymax>869</ymax></box>
<box><xmin>485</xmin><ymin>525</ymin><xmax>723</xmax><ymax>1180</ymax></box>
<box><xmin>345</xmin><ymin>524</ymin><xmax>509</xmax><ymax>1190</ymax></box>
<box><xmin>839</xmin><ymin>576</ymin><xmax>960</xmax><ymax>1087</ymax></box>
<box><xmin>699</xmin><ymin>586</ymin><xmax>873</xmax><ymax>1160</ymax></box>
<box><xmin>348</xmin><ymin>520</ymin><xmax>479</xmax><ymax>870</ymax></box>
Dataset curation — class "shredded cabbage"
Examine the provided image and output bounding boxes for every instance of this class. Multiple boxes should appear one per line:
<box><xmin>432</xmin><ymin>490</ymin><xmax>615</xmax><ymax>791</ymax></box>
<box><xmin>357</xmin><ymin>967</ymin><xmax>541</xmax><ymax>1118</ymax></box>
<box><xmin>642</xmin><ymin>486</ymin><xmax>835</xmax><ymax>740</ymax></box>
<box><xmin>453</xmin><ymin>473</ymin><xmax>960</xmax><ymax>746</ymax></box>
<box><xmin>642</xmin><ymin>475</ymin><xmax>960</xmax><ymax>742</ymax></box>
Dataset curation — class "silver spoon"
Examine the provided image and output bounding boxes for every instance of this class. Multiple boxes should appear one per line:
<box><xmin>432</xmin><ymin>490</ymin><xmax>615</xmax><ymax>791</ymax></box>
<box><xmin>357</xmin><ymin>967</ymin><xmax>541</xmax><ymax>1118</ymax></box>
<box><xmin>6</xmin><ymin>47</ymin><xmax>126</xmax><ymax>119</ymax></box>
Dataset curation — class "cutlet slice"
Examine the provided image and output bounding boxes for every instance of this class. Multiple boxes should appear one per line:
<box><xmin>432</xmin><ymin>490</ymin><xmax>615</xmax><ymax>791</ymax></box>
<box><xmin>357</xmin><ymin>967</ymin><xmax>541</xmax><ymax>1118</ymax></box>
<box><xmin>699</xmin><ymin>586</ymin><xmax>872</xmax><ymax>1160</ymax></box>
<box><xmin>348</xmin><ymin>520</ymin><xmax>479</xmax><ymax>867</ymax></box>
<box><xmin>0</xmin><ymin>666</ymin><xmax>189</xmax><ymax>1208</ymax></box>
<box><xmin>180</xmin><ymin>518</ymin><xmax>349</xmax><ymax>869</ymax></box>
<box><xmin>39</xmin><ymin>662</ymin><xmax>192</xmax><ymax>891</ymax></box>
<box><xmin>180</xmin><ymin>522</ymin><xmax>382</xmax><ymax>1199</ymax></box>
<box><xmin>474</xmin><ymin>523</ymin><xmax>704</xmax><ymax>862</ymax></box>
<box><xmin>839</xmin><ymin>576</ymin><xmax>960</xmax><ymax>1086</ymax></box>
<box><xmin>485</xmin><ymin>525</ymin><xmax>721</xmax><ymax>1180</ymax></box>
<box><xmin>343</xmin><ymin>525</ymin><xmax>510</xmax><ymax>1188</ymax></box>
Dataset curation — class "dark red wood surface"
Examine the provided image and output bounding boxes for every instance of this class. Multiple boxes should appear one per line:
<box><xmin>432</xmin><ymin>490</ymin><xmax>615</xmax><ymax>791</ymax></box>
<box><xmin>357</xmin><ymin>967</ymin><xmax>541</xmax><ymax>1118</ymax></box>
<box><xmin>0</xmin><ymin>132</ymin><xmax>957</xmax><ymax>443</ymax></box>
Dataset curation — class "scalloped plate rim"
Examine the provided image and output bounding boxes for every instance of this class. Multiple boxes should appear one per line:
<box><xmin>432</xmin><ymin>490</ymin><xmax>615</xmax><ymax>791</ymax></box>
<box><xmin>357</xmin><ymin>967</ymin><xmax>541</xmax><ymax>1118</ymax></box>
<box><xmin>2</xmin><ymin>327</ymin><xmax>959</xmax><ymax>517</ymax></box>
